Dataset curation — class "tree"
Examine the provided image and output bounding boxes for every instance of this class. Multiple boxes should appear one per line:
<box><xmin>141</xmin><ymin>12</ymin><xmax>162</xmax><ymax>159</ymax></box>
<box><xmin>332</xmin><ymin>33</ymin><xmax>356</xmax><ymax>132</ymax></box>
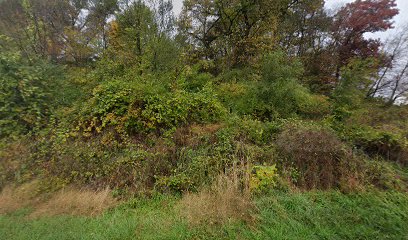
<box><xmin>369</xmin><ymin>25</ymin><xmax>408</xmax><ymax>104</ymax></box>
<box><xmin>101</xmin><ymin>0</ymin><xmax>178</xmax><ymax>75</ymax></box>
<box><xmin>279</xmin><ymin>0</ymin><xmax>329</xmax><ymax>56</ymax></box>
<box><xmin>331</xmin><ymin>0</ymin><xmax>399</xmax><ymax>79</ymax></box>
<box><xmin>278</xmin><ymin>0</ymin><xmax>334</xmax><ymax>94</ymax></box>
<box><xmin>87</xmin><ymin>0</ymin><xmax>120</xmax><ymax>50</ymax></box>
<box><xmin>148</xmin><ymin>0</ymin><xmax>175</xmax><ymax>36</ymax></box>
<box><xmin>0</xmin><ymin>0</ymin><xmax>39</xmax><ymax>61</ymax></box>
<box><xmin>179</xmin><ymin>0</ymin><xmax>297</xmax><ymax>69</ymax></box>
<box><xmin>333</xmin><ymin>58</ymin><xmax>378</xmax><ymax>108</ymax></box>
<box><xmin>0</xmin><ymin>50</ymin><xmax>62</xmax><ymax>136</ymax></box>
<box><xmin>0</xmin><ymin>0</ymin><xmax>119</xmax><ymax>64</ymax></box>
<box><xmin>178</xmin><ymin>0</ymin><xmax>218</xmax><ymax>61</ymax></box>
<box><xmin>148</xmin><ymin>0</ymin><xmax>177</xmax><ymax>71</ymax></box>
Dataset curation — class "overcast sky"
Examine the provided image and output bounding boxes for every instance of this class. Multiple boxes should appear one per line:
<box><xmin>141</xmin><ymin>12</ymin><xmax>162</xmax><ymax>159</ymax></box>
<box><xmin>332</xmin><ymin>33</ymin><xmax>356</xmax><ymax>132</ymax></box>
<box><xmin>325</xmin><ymin>0</ymin><xmax>408</xmax><ymax>39</ymax></box>
<box><xmin>172</xmin><ymin>0</ymin><xmax>408</xmax><ymax>40</ymax></box>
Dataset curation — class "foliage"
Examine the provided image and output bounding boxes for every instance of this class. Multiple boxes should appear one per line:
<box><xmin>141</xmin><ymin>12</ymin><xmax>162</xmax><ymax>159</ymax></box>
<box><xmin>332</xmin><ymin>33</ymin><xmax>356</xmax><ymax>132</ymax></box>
<box><xmin>332</xmin><ymin>58</ymin><xmax>378</xmax><ymax>108</ymax></box>
<box><xmin>178</xmin><ymin>0</ymin><xmax>289</xmax><ymax>68</ymax></box>
<box><xmin>0</xmin><ymin>51</ymin><xmax>62</xmax><ymax>136</ymax></box>
<box><xmin>1</xmin><ymin>2</ymin><xmax>408</xmax><ymax>237</ymax></box>
<box><xmin>276</xmin><ymin>122</ymin><xmax>361</xmax><ymax>190</ymax></box>
<box><xmin>364</xmin><ymin>159</ymin><xmax>408</xmax><ymax>191</ymax></box>
<box><xmin>261</xmin><ymin>51</ymin><xmax>331</xmax><ymax>118</ymax></box>
<box><xmin>341</xmin><ymin>125</ymin><xmax>408</xmax><ymax>166</ymax></box>
<box><xmin>231</xmin><ymin>117</ymin><xmax>283</xmax><ymax>145</ymax></box>
<box><xmin>332</xmin><ymin>0</ymin><xmax>399</xmax><ymax>68</ymax></box>
<box><xmin>79</xmin><ymin>78</ymin><xmax>226</xmax><ymax>135</ymax></box>
<box><xmin>249</xmin><ymin>165</ymin><xmax>278</xmax><ymax>193</ymax></box>
<box><xmin>216</xmin><ymin>52</ymin><xmax>330</xmax><ymax>119</ymax></box>
<box><xmin>101</xmin><ymin>0</ymin><xmax>179</xmax><ymax>75</ymax></box>
<box><xmin>0</xmin><ymin>0</ymin><xmax>119</xmax><ymax>64</ymax></box>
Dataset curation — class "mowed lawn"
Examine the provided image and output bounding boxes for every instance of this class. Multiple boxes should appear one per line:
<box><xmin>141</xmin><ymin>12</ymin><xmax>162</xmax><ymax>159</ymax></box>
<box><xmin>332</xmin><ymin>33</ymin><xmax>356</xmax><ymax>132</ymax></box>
<box><xmin>1</xmin><ymin>191</ymin><xmax>407</xmax><ymax>240</ymax></box>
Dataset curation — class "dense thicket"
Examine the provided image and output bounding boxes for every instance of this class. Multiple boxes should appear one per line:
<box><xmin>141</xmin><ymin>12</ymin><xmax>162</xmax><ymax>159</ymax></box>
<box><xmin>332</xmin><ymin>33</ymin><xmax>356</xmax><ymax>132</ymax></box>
<box><xmin>0</xmin><ymin>0</ymin><xmax>407</xmax><ymax>195</ymax></box>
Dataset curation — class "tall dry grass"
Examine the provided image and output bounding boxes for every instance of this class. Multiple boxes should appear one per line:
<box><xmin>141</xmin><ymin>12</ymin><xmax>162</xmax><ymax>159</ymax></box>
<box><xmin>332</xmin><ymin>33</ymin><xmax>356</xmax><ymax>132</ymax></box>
<box><xmin>179</xmin><ymin>169</ymin><xmax>255</xmax><ymax>226</ymax></box>
<box><xmin>0</xmin><ymin>183</ymin><xmax>117</xmax><ymax>217</ymax></box>
<box><xmin>31</xmin><ymin>187</ymin><xmax>116</xmax><ymax>217</ymax></box>
<box><xmin>0</xmin><ymin>181</ymin><xmax>41</xmax><ymax>214</ymax></box>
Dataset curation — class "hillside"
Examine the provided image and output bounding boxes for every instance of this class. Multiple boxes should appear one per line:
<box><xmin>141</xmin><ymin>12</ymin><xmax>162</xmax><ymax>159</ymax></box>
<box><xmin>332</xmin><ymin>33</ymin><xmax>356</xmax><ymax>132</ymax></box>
<box><xmin>0</xmin><ymin>0</ymin><xmax>407</xmax><ymax>239</ymax></box>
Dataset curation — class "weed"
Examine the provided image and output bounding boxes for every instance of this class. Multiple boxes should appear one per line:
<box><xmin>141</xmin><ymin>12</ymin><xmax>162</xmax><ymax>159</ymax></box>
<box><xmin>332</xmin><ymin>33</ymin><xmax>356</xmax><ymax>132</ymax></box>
<box><xmin>179</xmin><ymin>172</ymin><xmax>255</xmax><ymax>226</ymax></box>
<box><xmin>0</xmin><ymin>181</ymin><xmax>42</xmax><ymax>214</ymax></box>
<box><xmin>31</xmin><ymin>187</ymin><xmax>116</xmax><ymax>217</ymax></box>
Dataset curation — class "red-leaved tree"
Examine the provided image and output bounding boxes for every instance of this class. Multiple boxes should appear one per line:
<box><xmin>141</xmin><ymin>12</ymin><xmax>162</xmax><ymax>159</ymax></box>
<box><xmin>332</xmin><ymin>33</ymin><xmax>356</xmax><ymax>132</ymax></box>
<box><xmin>332</xmin><ymin>0</ymin><xmax>399</xmax><ymax>78</ymax></box>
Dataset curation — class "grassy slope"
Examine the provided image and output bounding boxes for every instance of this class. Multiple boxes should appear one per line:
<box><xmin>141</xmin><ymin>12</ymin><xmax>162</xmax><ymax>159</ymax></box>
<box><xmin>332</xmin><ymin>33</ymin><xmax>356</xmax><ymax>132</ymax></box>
<box><xmin>1</xmin><ymin>192</ymin><xmax>407</xmax><ymax>240</ymax></box>
<box><xmin>248</xmin><ymin>191</ymin><xmax>408</xmax><ymax>240</ymax></box>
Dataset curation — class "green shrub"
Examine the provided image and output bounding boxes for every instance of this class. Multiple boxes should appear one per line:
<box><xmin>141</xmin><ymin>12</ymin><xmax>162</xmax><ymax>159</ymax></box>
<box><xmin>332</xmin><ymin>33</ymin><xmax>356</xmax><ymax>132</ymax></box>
<box><xmin>78</xmin><ymin>79</ymin><xmax>226</xmax><ymax>135</ymax></box>
<box><xmin>140</xmin><ymin>88</ymin><xmax>225</xmax><ymax>132</ymax></box>
<box><xmin>217</xmin><ymin>51</ymin><xmax>330</xmax><ymax>119</ymax></box>
<box><xmin>332</xmin><ymin>58</ymin><xmax>376</xmax><ymax>108</ymax></box>
<box><xmin>153</xmin><ymin>122</ymin><xmax>281</xmax><ymax>193</ymax></box>
<box><xmin>260</xmin><ymin>51</ymin><xmax>307</xmax><ymax>118</ymax></box>
<box><xmin>0</xmin><ymin>52</ymin><xmax>63</xmax><ymax>136</ymax></box>
<box><xmin>184</xmin><ymin>72</ymin><xmax>213</xmax><ymax>92</ymax></box>
<box><xmin>344</xmin><ymin>103</ymin><xmax>408</xmax><ymax>136</ymax></box>
<box><xmin>217</xmin><ymin>81</ymin><xmax>271</xmax><ymax>117</ymax></box>
<box><xmin>17</xmin><ymin>132</ymin><xmax>174</xmax><ymax>193</ymax></box>
<box><xmin>0</xmin><ymin>137</ymin><xmax>33</xmax><ymax>187</ymax></box>
<box><xmin>249</xmin><ymin>165</ymin><xmax>278</xmax><ymax>193</ymax></box>
<box><xmin>155</xmin><ymin>173</ymin><xmax>194</xmax><ymax>193</ymax></box>
<box><xmin>226</xmin><ymin>117</ymin><xmax>283</xmax><ymax>145</ymax></box>
<box><xmin>298</xmin><ymin>94</ymin><xmax>332</xmax><ymax>118</ymax></box>
<box><xmin>344</xmin><ymin>126</ymin><xmax>408</xmax><ymax>166</ymax></box>
<box><xmin>364</xmin><ymin>159</ymin><xmax>408</xmax><ymax>191</ymax></box>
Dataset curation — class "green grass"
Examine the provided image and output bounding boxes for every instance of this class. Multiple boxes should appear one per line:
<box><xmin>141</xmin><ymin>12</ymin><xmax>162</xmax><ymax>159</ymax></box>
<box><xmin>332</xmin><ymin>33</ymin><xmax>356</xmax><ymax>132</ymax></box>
<box><xmin>246</xmin><ymin>191</ymin><xmax>408</xmax><ymax>240</ymax></box>
<box><xmin>0</xmin><ymin>195</ymin><xmax>245</xmax><ymax>240</ymax></box>
<box><xmin>1</xmin><ymin>192</ymin><xmax>407</xmax><ymax>240</ymax></box>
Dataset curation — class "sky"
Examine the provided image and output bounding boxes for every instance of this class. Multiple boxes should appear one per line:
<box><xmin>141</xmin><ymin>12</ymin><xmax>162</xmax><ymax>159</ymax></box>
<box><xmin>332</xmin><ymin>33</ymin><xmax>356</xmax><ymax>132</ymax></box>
<box><xmin>325</xmin><ymin>0</ymin><xmax>408</xmax><ymax>40</ymax></box>
<box><xmin>171</xmin><ymin>0</ymin><xmax>408</xmax><ymax>40</ymax></box>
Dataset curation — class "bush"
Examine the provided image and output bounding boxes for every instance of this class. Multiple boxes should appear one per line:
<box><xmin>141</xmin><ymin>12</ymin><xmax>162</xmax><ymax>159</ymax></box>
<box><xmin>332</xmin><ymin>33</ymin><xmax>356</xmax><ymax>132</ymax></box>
<box><xmin>249</xmin><ymin>165</ymin><xmax>278</xmax><ymax>193</ymax></box>
<box><xmin>276</xmin><ymin>123</ymin><xmax>360</xmax><ymax>190</ymax></box>
<box><xmin>217</xmin><ymin>51</ymin><xmax>330</xmax><ymax>119</ymax></box>
<box><xmin>78</xmin><ymin>79</ymin><xmax>226</xmax><ymax>136</ymax></box>
<box><xmin>364</xmin><ymin>159</ymin><xmax>408</xmax><ymax>191</ymax></box>
<box><xmin>183</xmin><ymin>71</ymin><xmax>213</xmax><ymax>92</ymax></box>
<box><xmin>260</xmin><ymin>51</ymin><xmax>310</xmax><ymax>118</ymax></box>
<box><xmin>0</xmin><ymin>52</ymin><xmax>63</xmax><ymax>136</ymax></box>
<box><xmin>332</xmin><ymin>58</ymin><xmax>376</xmax><ymax>108</ymax></box>
<box><xmin>155</xmin><ymin>121</ymin><xmax>281</xmax><ymax>193</ymax></box>
<box><xmin>0</xmin><ymin>126</ymin><xmax>165</xmax><ymax>193</ymax></box>
<box><xmin>0</xmin><ymin>138</ymin><xmax>33</xmax><ymax>187</ymax></box>
<box><xmin>155</xmin><ymin>173</ymin><xmax>195</xmax><ymax>193</ymax></box>
<box><xmin>217</xmin><ymin>81</ymin><xmax>267</xmax><ymax>117</ymax></box>
<box><xmin>155</xmin><ymin>126</ymin><xmax>236</xmax><ymax>193</ymax></box>
<box><xmin>339</xmin><ymin>125</ymin><xmax>408</xmax><ymax>166</ymax></box>
<box><xmin>140</xmin><ymin>88</ymin><xmax>225</xmax><ymax>132</ymax></box>
<box><xmin>226</xmin><ymin>117</ymin><xmax>283</xmax><ymax>145</ymax></box>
